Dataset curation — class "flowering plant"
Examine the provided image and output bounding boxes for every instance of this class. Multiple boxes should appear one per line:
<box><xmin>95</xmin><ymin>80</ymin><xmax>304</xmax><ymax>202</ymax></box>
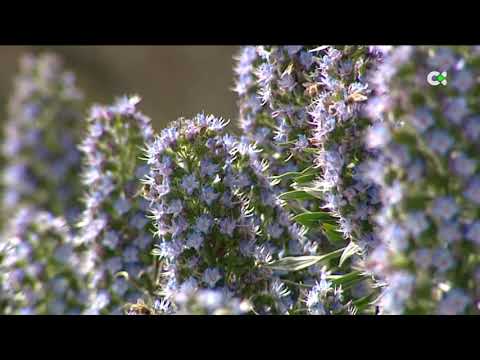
<box><xmin>76</xmin><ymin>96</ymin><xmax>155</xmax><ymax>314</ymax></box>
<box><xmin>365</xmin><ymin>46</ymin><xmax>480</xmax><ymax>314</ymax></box>
<box><xmin>0</xmin><ymin>207</ymin><xmax>87</xmax><ymax>314</ymax></box>
<box><xmin>1</xmin><ymin>46</ymin><xmax>480</xmax><ymax>315</ymax></box>
<box><xmin>1</xmin><ymin>53</ymin><xmax>84</xmax><ymax>226</ymax></box>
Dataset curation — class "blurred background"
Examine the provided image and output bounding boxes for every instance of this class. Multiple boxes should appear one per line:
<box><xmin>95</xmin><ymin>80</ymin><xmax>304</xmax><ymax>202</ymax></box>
<box><xmin>0</xmin><ymin>46</ymin><xmax>239</xmax><ymax>131</ymax></box>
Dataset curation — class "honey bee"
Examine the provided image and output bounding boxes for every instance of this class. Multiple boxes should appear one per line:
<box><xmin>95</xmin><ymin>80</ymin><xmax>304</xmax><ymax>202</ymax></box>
<box><xmin>141</xmin><ymin>184</ymin><xmax>151</xmax><ymax>198</ymax></box>
<box><xmin>125</xmin><ymin>299</ymin><xmax>152</xmax><ymax>315</ymax></box>
<box><xmin>303</xmin><ymin>82</ymin><xmax>320</xmax><ymax>97</ymax></box>
<box><xmin>347</xmin><ymin>92</ymin><xmax>368</xmax><ymax>103</ymax></box>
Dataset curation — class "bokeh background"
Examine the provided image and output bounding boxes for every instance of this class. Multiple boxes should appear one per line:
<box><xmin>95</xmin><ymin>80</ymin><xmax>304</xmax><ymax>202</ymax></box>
<box><xmin>0</xmin><ymin>46</ymin><xmax>239</xmax><ymax>131</ymax></box>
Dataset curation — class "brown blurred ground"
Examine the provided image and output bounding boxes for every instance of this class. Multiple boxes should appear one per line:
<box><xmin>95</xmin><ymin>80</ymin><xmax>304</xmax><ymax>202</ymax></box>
<box><xmin>0</xmin><ymin>46</ymin><xmax>239</xmax><ymax>131</ymax></box>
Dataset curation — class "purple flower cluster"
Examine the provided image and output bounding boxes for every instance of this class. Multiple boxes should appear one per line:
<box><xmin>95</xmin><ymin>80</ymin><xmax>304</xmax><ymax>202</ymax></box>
<box><xmin>235</xmin><ymin>46</ymin><xmax>322</xmax><ymax>173</ymax></box>
<box><xmin>142</xmin><ymin>113</ymin><xmax>313</xmax><ymax>314</ymax></box>
<box><xmin>1</xmin><ymin>53</ymin><xmax>84</xmax><ymax>225</ymax></box>
<box><xmin>0</xmin><ymin>207</ymin><xmax>87</xmax><ymax>314</ymax></box>
<box><xmin>304</xmin><ymin>266</ymin><xmax>349</xmax><ymax>315</ymax></box>
<box><xmin>365</xmin><ymin>46</ymin><xmax>480</xmax><ymax>314</ymax></box>
<box><xmin>234</xmin><ymin>46</ymin><xmax>385</xmax><ymax>312</ymax></box>
<box><xmin>234</xmin><ymin>47</ymin><xmax>299</xmax><ymax>180</ymax></box>
<box><xmin>307</xmin><ymin>46</ymin><xmax>384</xmax><ymax>249</ymax></box>
<box><xmin>6</xmin><ymin>46</ymin><xmax>480</xmax><ymax>315</ymax></box>
<box><xmin>236</xmin><ymin>46</ymin><xmax>384</xmax><ymax>249</ymax></box>
<box><xmin>76</xmin><ymin>96</ymin><xmax>155</xmax><ymax>314</ymax></box>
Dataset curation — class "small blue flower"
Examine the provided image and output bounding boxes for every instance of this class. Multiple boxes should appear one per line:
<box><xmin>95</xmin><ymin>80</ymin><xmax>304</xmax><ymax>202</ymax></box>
<box><xmin>186</xmin><ymin>232</ymin><xmax>204</xmax><ymax>251</ymax></box>
<box><xmin>202</xmin><ymin>268</ymin><xmax>222</xmax><ymax>288</ymax></box>
<box><xmin>201</xmin><ymin>187</ymin><xmax>219</xmax><ymax>206</ymax></box>
<box><xmin>181</xmin><ymin>174</ymin><xmax>199</xmax><ymax>195</ymax></box>
<box><xmin>426</xmin><ymin>130</ymin><xmax>454</xmax><ymax>155</ymax></box>
<box><xmin>219</xmin><ymin>218</ymin><xmax>236</xmax><ymax>236</ymax></box>
<box><xmin>430</xmin><ymin>197</ymin><xmax>459</xmax><ymax>222</ymax></box>
<box><xmin>194</xmin><ymin>215</ymin><xmax>213</xmax><ymax>234</ymax></box>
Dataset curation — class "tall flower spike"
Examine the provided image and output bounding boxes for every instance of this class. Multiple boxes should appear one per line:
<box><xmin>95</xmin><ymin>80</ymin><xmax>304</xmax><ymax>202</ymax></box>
<box><xmin>76</xmin><ymin>96</ymin><xmax>155</xmax><ymax>314</ymax></box>
<box><xmin>306</xmin><ymin>46</ymin><xmax>383</xmax><ymax>250</ymax></box>
<box><xmin>0</xmin><ymin>207</ymin><xmax>87</xmax><ymax>314</ymax></box>
<box><xmin>142</xmin><ymin>113</ymin><xmax>310</xmax><ymax>314</ymax></box>
<box><xmin>234</xmin><ymin>47</ymin><xmax>297</xmax><ymax>181</ymax></box>
<box><xmin>235</xmin><ymin>46</ymin><xmax>377</xmax><ymax>313</ymax></box>
<box><xmin>237</xmin><ymin>46</ymin><xmax>383</xmax><ymax>247</ymax></box>
<box><xmin>1</xmin><ymin>53</ymin><xmax>84</xmax><ymax>226</ymax></box>
<box><xmin>235</xmin><ymin>46</ymin><xmax>324</xmax><ymax>176</ymax></box>
<box><xmin>234</xmin><ymin>46</ymin><xmax>328</xmax><ymax>251</ymax></box>
<box><xmin>365</xmin><ymin>46</ymin><xmax>480</xmax><ymax>314</ymax></box>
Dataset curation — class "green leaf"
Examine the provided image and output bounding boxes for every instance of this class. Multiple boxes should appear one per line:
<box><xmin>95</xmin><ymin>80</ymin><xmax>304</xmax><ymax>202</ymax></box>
<box><xmin>292</xmin><ymin>211</ymin><xmax>337</xmax><ymax>228</ymax></box>
<box><xmin>276</xmin><ymin>140</ymin><xmax>297</xmax><ymax>147</ymax></box>
<box><xmin>279</xmin><ymin>190</ymin><xmax>316</xmax><ymax>201</ymax></box>
<box><xmin>352</xmin><ymin>293</ymin><xmax>377</xmax><ymax>312</ymax></box>
<box><xmin>302</xmin><ymin>188</ymin><xmax>324</xmax><ymax>200</ymax></box>
<box><xmin>302</xmin><ymin>147</ymin><xmax>319</xmax><ymax>154</ymax></box>
<box><xmin>300</xmin><ymin>166</ymin><xmax>317</xmax><ymax>175</ymax></box>
<box><xmin>325</xmin><ymin>230</ymin><xmax>343</xmax><ymax>244</ymax></box>
<box><xmin>264</xmin><ymin>256</ymin><xmax>324</xmax><ymax>272</ymax></box>
<box><xmin>270</xmin><ymin>171</ymin><xmax>303</xmax><ymax>181</ymax></box>
<box><xmin>275</xmin><ymin>165</ymin><xmax>317</xmax><ymax>183</ymax></box>
<box><xmin>339</xmin><ymin>241</ymin><xmax>362</xmax><ymax>267</ymax></box>
<box><xmin>264</xmin><ymin>247</ymin><xmax>344</xmax><ymax>272</ymax></box>
<box><xmin>322</xmin><ymin>223</ymin><xmax>344</xmax><ymax>243</ymax></box>
<box><xmin>327</xmin><ymin>271</ymin><xmax>367</xmax><ymax>286</ymax></box>
<box><xmin>292</xmin><ymin>173</ymin><xmax>316</xmax><ymax>184</ymax></box>
<box><xmin>322</xmin><ymin>223</ymin><xmax>337</xmax><ymax>231</ymax></box>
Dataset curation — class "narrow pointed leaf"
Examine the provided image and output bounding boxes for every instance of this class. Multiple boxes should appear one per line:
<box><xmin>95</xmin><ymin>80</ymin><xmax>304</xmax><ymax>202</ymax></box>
<box><xmin>292</xmin><ymin>173</ymin><xmax>316</xmax><ymax>184</ymax></box>
<box><xmin>293</xmin><ymin>211</ymin><xmax>337</xmax><ymax>227</ymax></box>
<box><xmin>264</xmin><ymin>247</ymin><xmax>344</xmax><ymax>272</ymax></box>
<box><xmin>322</xmin><ymin>222</ymin><xmax>344</xmax><ymax>244</ymax></box>
<box><xmin>303</xmin><ymin>188</ymin><xmax>324</xmax><ymax>200</ymax></box>
<box><xmin>279</xmin><ymin>190</ymin><xmax>316</xmax><ymax>201</ymax></box>
<box><xmin>270</xmin><ymin>171</ymin><xmax>303</xmax><ymax>181</ymax></box>
<box><xmin>352</xmin><ymin>292</ymin><xmax>377</xmax><ymax>312</ymax></box>
<box><xmin>339</xmin><ymin>241</ymin><xmax>362</xmax><ymax>267</ymax></box>
<box><xmin>327</xmin><ymin>271</ymin><xmax>367</xmax><ymax>286</ymax></box>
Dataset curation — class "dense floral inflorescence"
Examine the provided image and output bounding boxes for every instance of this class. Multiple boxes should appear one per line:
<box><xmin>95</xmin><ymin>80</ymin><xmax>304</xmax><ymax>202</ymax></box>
<box><xmin>76</xmin><ymin>96</ymin><xmax>155</xmax><ymax>314</ymax></box>
<box><xmin>237</xmin><ymin>46</ymin><xmax>384</xmax><ymax>248</ymax></box>
<box><xmin>141</xmin><ymin>113</ymin><xmax>344</xmax><ymax>314</ymax></box>
<box><xmin>0</xmin><ymin>207</ymin><xmax>87</xmax><ymax>314</ymax></box>
<box><xmin>306</xmin><ymin>46</ymin><xmax>384</xmax><ymax>249</ymax></box>
<box><xmin>2</xmin><ymin>47</ymin><xmax>480</xmax><ymax>315</ymax></box>
<box><xmin>365</xmin><ymin>46</ymin><xmax>480</xmax><ymax>314</ymax></box>
<box><xmin>236</xmin><ymin>46</ymin><xmax>387</xmax><ymax>311</ymax></box>
<box><xmin>234</xmin><ymin>47</ymin><xmax>297</xmax><ymax>180</ymax></box>
<box><xmin>1</xmin><ymin>53</ymin><xmax>84</xmax><ymax>226</ymax></box>
<box><xmin>235</xmin><ymin>46</ymin><xmax>321</xmax><ymax>177</ymax></box>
